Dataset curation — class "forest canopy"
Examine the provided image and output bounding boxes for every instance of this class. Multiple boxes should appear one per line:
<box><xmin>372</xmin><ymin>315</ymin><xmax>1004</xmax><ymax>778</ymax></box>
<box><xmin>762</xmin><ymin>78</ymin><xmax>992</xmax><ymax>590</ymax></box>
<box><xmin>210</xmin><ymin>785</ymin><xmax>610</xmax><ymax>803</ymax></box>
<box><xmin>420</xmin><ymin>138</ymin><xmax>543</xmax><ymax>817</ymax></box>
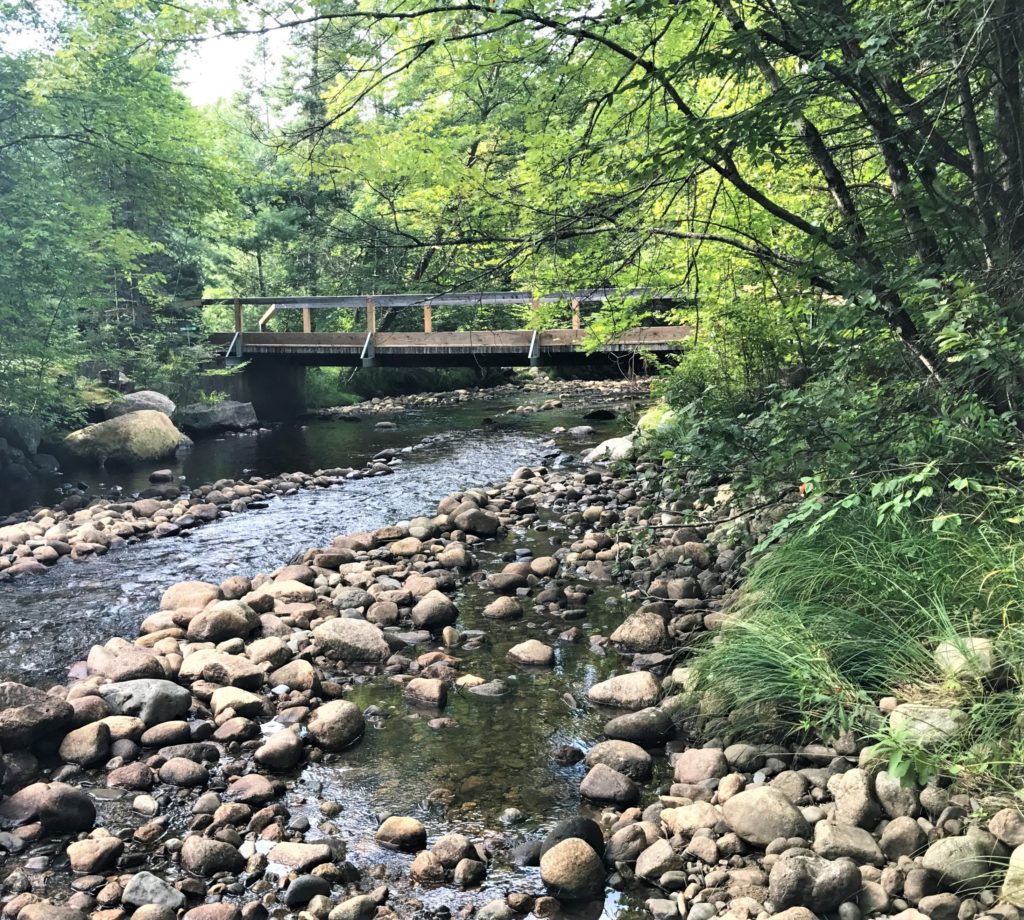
<box><xmin>2</xmin><ymin>0</ymin><xmax>1023</xmax><ymax>509</ymax></box>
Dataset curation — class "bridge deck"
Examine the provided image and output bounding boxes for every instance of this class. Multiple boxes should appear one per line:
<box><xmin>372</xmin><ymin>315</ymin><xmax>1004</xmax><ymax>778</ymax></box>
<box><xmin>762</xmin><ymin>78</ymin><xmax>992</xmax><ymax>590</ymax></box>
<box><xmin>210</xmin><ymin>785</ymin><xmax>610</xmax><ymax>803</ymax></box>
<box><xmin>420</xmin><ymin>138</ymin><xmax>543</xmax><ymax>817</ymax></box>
<box><xmin>209</xmin><ymin>327</ymin><xmax>688</xmax><ymax>367</ymax></box>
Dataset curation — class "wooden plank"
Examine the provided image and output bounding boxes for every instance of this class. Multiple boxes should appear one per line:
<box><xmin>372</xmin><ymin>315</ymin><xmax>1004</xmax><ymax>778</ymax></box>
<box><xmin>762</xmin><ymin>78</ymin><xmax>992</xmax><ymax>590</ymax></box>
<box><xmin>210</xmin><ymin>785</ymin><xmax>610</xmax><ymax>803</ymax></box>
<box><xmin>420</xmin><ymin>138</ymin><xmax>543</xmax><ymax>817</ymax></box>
<box><xmin>302</xmin><ymin>307</ymin><xmax>312</xmax><ymax>333</ymax></box>
<box><xmin>366</xmin><ymin>298</ymin><xmax>376</xmax><ymax>333</ymax></box>
<box><xmin>233</xmin><ymin>298</ymin><xmax>243</xmax><ymax>334</ymax></box>
<box><xmin>423</xmin><ymin>304</ymin><xmax>432</xmax><ymax>333</ymax></box>
<box><xmin>571</xmin><ymin>298</ymin><xmax>581</xmax><ymax>330</ymax></box>
<box><xmin>257</xmin><ymin>304</ymin><xmax>276</xmax><ymax>331</ymax></box>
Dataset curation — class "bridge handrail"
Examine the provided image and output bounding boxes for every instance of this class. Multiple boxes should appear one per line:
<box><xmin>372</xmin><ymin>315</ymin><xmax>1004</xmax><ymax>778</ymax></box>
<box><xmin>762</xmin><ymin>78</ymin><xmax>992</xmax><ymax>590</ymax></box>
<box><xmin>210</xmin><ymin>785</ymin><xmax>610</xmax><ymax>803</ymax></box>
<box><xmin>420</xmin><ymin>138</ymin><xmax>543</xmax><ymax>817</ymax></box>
<box><xmin>196</xmin><ymin>287</ymin><xmax>670</xmax><ymax>310</ymax></box>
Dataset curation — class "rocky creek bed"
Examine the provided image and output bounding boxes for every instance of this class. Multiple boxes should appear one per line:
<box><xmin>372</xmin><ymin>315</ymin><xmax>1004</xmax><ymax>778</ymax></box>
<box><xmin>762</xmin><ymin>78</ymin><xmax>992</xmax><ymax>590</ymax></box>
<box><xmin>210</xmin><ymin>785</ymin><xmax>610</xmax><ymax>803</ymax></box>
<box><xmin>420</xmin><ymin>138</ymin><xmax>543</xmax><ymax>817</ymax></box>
<box><xmin>0</xmin><ymin>387</ymin><xmax>1019</xmax><ymax>920</ymax></box>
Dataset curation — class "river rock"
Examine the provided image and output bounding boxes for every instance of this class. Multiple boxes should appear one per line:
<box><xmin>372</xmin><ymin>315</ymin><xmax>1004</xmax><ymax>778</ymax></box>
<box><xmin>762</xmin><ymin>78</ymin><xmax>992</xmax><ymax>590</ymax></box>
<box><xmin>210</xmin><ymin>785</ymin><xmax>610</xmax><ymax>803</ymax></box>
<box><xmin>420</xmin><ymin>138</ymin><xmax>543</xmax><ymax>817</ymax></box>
<box><xmin>541</xmin><ymin>817</ymin><xmax>605</xmax><ymax>857</ymax></box>
<box><xmin>454</xmin><ymin>856</ymin><xmax>486</xmax><ymax>887</ymax></box>
<box><xmin>603</xmin><ymin>707</ymin><xmax>674</xmax><ymax>745</ymax></box>
<box><xmin>105</xmin><ymin>390</ymin><xmax>176</xmax><ymax>419</ymax></box>
<box><xmin>159</xmin><ymin>757</ymin><xmax>209</xmax><ymax>787</ymax></box>
<box><xmin>268</xmin><ymin>841</ymin><xmax>332</xmax><ymax>872</ymax></box>
<box><xmin>183</xmin><ymin>907</ymin><xmax>240</xmax><ymax>920</ymax></box>
<box><xmin>587</xmin><ymin>671</ymin><xmax>659</xmax><ymax>710</ymax></box>
<box><xmin>610</xmin><ymin>611</ymin><xmax>667</xmax><ymax>652</ymax></box>
<box><xmin>921</xmin><ymin>827</ymin><xmax>1005</xmax><ymax>889</ymax></box>
<box><xmin>210</xmin><ymin>687</ymin><xmax>264</xmax><ymax>718</ymax></box>
<box><xmin>59</xmin><ymin>721</ymin><xmax>111</xmax><ymax>767</ymax></box>
<box><xmin>86</xmin><ymin>639</ymin><xmax>164</xmax><ymax>682</ymax></box>
<box><xmin>160</xmin><ymin>580</ymin><xmax>221</xmax><ymax>615</ymax></box>
<box><xmin>769</xmin><ymin>853</ymin><xmax>861</xmax><ymax>912</ymax></box>
<box><xmin>432</xmin><ymin>833</ymin><xmax>475</xmax><ymax>868</ymax></box>
<box><xmin>17</xmin><ymin>905</ymin><xmax>85</xmax><ymax>920</ymax></box>
<box><xmin>122</xmin><ymin>871</ymin><xmax>186</xmax><ymax>909</ymax></box>
<box><xmin>330</xmin><ymin>895</ymin><xmax>378</xmax><ymax>920</ymax></box>
<box><xmin>0</xmin><ymin>681</ymin><xmax>73</xmax><ymax>746</ymax></box>
<box><xmin>0</xmin><ymin>781</ymin><xmax>95</xmax><ymax>832</ymax></box>
<box><xmin>376</xmin><ymin>815</ymin><xmax>426</xmax><ymax>851</ymax></box>
<box><xmin>255</xmin><ymin>730</ymin><xmax>303</xmax><ymax>771</ymax></box>
<box><xmin>482</xmin><ymin>596</ymin><xmax>522</xmax><ymax>620</ymax></box>
<box><xmin>453</xmin><ymin>508</ymin><xmax>500</xmax><ymax>536</ymax></box>
<box><xmin>722</xmin><ymin>787</ymin><xmax>810</xmax><ymax>845</ymax></box>
<box><xmin>991</xmin><ymin>808</ymin><xmax>1024</xmax><ymax>847</ymax></box>
<box><xmin>583</xmin><ymin>435</ymin><xmax>633</xmax><ymax>463</ymax></box>
<box><xmin>674</xmin><ymin>747</ymin><xmax>728</xmax><ymax>784</ymax></box>
<box><xmin>1001</xmin><ymin>844</ymin><xmax>1024</xmax><ymax>906</ymax></box>
<box><xmin>411</xmin><ymin>849</ymin><xmax>445</xmax><ymax>882</ymax></box>
<box><xmin>176</xmin><ymin>401</ymin><xmax>258</xmax><ymax>433</ymax></box>
<box><xmin>63</xmin><ymin>410</ymin><xmax>184</xmax><ymax>465</ymax></box>
<box><xmin>186</xmin><ymin>600</ymin><xmax>257</xmax><ymax>642</ymax></box>
<box><xmin>410</xmin><ymin>590</ymin><xmax>459</xmax><ymax>629</ymax></box>
<box><xmin>813</xmin><ymin>821</ymin><xmax>884</xmax><ymax>865</ymax></box>
<box><xmin>880</xmin><ymin>815</ymin><xmax>928</xmax><ymax>860</ymax></box>
<box><xmin>67</xmin><ymin>835</ymin><xmax>124</xmax><ymax>873</ymax></box>
<box><xmin>580</xmin><ymin>763</ymin><xmax>638</xmax><ymax>805</ymax></box>
<box><xmin>507</xmin><ymin>639</ymin><xmax>555</xmax><ymax>666</ymax></box>
<box><xmin>585</xmin><ymin>740</ymin><xmax>652</xmax><ymax>781</ymax></box>
<box><xmin>181</xmin><ymin>835</ymin><xmax>245</xmax><ymax>876</ymax></box>
<box><xmin>306</xmin><ymin>700</ymin><xmax>365</xmax><ymax>750</ymax></box>
<box><xmin>827</xmin><ymin>767</ymin><xmax>881</xmax><ymax>828</ymax></box>
<box><xmin>889</xmin><ymin>704</ymin><xmax>968</xmax><ymax>747</ymax></box>
<box><xmin>933</xmin><ymin>637</ymin><xmax>995</xmax><ymax>678</ymax></box>
<box><xmin>405</xmin><ymin>677</ymin><xmax>447</xmax><ymax>708</ymax></box>
<box><xmin>313</xmin><ymin>618</ymin><xmax>390</xmax><ymax>661</ymax></box>
<box><xmin>99</xmin><ymin>679</ymin><xmax>191</xmax><ymax>725</ymax></box>
<box><xmin>636</xmin><ymin>838</ymin><xmax>683</xmax><ymax>879</ymax></box>
<box><xmin>540</xmin><ymin>837</ymin><xmax>605</xmax><ymax>899</ymax></box>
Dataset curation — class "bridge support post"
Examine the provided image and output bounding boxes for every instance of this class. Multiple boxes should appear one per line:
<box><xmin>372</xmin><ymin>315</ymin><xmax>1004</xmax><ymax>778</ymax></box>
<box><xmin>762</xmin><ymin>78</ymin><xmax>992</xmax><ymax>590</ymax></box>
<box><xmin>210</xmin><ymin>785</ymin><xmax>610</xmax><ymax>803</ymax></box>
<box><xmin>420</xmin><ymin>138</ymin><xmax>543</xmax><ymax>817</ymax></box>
<box><xmin>571</xmin><ymin>298</ymin><xmax>581</xmax><ymax>330</ymax></box>
<box><xmin>233</xmin><ymin>298</ymin><xmax>243</xmax><ymax>358</ymax></box>
<box><xmin>423</xmin><ymin>303</ymin><xmax>432</xmax><ymax>333</ymax></box>
<box><xmin>302</xmin><ymin>307</ymin><xmax>312</xmax><ymax>333</ymax></box>
<box><xmin>232</xmin><ymin>360</ymin><xmax>306</xmax><ymax>420</ymax></box>
<box><xmin>366</xmin><ymin>297</ymin><xmax>377</xmax><ymax>333</ymax></box>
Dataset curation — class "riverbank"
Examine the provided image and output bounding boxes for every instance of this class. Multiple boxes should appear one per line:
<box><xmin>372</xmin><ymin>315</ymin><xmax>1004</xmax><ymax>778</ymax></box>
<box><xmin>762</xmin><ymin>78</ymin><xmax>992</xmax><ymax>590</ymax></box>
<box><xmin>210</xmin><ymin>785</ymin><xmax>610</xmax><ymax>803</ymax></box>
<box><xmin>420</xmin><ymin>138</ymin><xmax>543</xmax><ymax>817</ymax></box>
<box><xmin>0</xmin><ymin>406</ymin><xmax>1016</xmax><ymax>920</ymax></box>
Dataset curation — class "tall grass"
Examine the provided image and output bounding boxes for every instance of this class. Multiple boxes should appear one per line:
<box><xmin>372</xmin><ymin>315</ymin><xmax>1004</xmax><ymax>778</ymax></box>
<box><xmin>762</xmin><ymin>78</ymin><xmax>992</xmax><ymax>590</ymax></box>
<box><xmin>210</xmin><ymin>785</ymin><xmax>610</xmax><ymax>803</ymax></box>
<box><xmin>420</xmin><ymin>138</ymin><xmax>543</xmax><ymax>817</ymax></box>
<box><xmin>690</xmin><ymin>510</ymin><xmax>1024</xmax><ymax>781</ymax></box>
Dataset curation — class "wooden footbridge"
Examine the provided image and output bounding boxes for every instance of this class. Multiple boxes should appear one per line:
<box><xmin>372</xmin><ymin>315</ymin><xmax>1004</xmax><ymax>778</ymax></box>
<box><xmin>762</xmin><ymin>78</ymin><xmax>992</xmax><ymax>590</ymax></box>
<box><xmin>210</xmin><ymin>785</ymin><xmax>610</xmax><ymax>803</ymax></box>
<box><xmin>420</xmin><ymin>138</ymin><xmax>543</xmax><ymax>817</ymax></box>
<box><xmin>205</xmin><ymin>289</ymin><xmax>689</xmax><ymax>368</ymax></box>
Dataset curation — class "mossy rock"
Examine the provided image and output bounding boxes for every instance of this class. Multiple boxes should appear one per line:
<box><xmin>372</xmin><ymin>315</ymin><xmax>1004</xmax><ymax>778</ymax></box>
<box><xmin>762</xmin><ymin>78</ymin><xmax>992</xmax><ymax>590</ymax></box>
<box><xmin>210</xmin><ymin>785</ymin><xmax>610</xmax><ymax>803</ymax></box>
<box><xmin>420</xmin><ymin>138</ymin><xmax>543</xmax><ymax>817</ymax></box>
<box><xmin>63</xmin><ymin>410</ymin><xmax>184</xmax><ymax>466</ymax></box>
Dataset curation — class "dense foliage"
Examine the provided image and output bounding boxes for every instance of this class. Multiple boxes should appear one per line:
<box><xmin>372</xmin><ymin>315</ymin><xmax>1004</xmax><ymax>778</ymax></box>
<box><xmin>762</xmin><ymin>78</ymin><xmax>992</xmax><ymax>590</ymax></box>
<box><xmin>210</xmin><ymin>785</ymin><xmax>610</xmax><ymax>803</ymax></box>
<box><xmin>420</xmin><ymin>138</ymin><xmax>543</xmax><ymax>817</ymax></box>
<box><xmin>3</xmin><ymin>0</ymin><xmax>1023</xmax><ymax>492</ymax></box>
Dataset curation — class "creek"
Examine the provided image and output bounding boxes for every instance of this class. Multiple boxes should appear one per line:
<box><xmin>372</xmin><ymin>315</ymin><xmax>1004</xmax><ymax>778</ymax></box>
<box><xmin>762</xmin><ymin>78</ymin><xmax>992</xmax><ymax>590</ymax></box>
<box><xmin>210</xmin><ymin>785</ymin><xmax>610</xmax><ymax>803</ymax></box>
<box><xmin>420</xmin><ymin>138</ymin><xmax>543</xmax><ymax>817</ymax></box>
<box><xmin>0</xmin><ymin>391</ymin><xmax>660</xmax><ymax>918</ymax></box>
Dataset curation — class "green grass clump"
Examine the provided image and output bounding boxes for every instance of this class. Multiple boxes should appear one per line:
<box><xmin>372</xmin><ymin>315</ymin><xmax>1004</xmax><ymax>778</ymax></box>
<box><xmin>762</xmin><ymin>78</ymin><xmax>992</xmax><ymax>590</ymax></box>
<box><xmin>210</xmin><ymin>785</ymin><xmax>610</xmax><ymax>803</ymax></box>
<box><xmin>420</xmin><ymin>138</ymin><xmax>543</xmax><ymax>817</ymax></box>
<box><xmin>690</xmin><ymin>508</ymin><xmax>1024</xmax><ymax>784</ymax></box>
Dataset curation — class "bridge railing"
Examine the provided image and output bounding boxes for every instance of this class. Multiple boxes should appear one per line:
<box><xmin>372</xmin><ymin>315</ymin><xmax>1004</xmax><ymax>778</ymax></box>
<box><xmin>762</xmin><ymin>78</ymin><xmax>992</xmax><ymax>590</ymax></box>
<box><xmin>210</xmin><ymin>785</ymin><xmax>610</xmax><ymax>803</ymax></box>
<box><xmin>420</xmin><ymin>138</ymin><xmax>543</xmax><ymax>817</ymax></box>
<box><xmin>199</xmin><ymin>288</ymin><xmax>667</xmax><ymax>338</ymax></box>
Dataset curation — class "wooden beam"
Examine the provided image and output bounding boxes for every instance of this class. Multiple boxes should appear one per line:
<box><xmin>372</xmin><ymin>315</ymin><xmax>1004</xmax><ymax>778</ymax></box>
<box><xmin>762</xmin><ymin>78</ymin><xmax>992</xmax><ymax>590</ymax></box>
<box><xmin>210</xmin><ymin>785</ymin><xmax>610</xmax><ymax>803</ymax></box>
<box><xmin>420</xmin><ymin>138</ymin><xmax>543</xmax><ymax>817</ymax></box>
<box><xmin>302</xmin><ymin>307</ymin><xmax>312</xmax><ymax>333</ymax></box>
<box><xmin>366</xmin><ymin>298</ymin><xmax>377</xmax><ymax>333</ymax></box>
<box><xmin>233</xmin><ymin>298</ymin><xmax>243</xmax><ymax>334</ymax></box>
<box><xmin>571</xmin><ymin>298</ymin><xmax>581</xmax><ymax>330</ymax></box>
<box><xmin>423</xmin><ymin>304</ymin><xmax>433</xmax><ymax>333</ymax></box>
<box><xmin>257</xmin><ymin>304</ymin><xmax>277</xmax><ymax>332</ymax></box>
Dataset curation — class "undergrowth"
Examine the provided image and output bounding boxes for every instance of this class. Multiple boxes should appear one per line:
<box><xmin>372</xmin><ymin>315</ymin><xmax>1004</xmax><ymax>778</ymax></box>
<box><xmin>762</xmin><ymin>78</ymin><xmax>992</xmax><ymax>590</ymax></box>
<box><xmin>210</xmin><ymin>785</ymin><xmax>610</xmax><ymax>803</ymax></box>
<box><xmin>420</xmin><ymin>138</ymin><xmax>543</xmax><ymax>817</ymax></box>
<box><xmin>690</xmin><ymin>508</ymin><xmax>1024</xmax><ymax>787</ymax></box>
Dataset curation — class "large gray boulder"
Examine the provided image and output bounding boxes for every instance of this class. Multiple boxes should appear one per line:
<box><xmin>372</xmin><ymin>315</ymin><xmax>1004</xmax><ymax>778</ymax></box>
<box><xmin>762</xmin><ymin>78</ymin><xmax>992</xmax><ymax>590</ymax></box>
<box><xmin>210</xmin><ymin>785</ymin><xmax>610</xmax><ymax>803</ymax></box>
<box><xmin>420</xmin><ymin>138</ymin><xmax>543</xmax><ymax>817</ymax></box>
<box><xmin>98</xmin><ymin>679</ymin><xmax>192</xmax><ymax>725</ymax></box>
<box><xmin>104</xmin><ymin>390</ymin><xmax>176</xmax><ymax>419</ymax></box>
<box><xmin>176</xmin><ymin>400</ymin><xmax>258</xmax><ymax>433</ymax></box>
<box><xmin>63</xmin><ymin>411</ymin><xmax>184</xmax><ymax>465</ymax></box>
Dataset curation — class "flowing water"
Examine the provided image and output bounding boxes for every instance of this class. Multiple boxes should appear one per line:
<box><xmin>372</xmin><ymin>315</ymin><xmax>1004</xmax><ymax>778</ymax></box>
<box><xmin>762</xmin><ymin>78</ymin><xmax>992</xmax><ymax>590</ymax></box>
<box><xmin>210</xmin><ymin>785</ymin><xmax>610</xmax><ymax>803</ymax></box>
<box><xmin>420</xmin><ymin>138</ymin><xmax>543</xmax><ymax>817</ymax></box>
<box><xmin>0</xmin><ymin>392</ymin><xmax>663</xmax><ymax>918</ymax></box>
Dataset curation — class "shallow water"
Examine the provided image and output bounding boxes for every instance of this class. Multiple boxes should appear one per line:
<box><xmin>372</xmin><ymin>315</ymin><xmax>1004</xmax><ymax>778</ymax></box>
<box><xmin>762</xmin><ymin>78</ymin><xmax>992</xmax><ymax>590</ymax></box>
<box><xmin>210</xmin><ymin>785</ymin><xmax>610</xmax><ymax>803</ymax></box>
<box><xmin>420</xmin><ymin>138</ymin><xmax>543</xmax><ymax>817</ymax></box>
<box><xmin>0</xmin><ymin>393</ymin><xmax>662</xmax><ymax>917</ymax></box>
